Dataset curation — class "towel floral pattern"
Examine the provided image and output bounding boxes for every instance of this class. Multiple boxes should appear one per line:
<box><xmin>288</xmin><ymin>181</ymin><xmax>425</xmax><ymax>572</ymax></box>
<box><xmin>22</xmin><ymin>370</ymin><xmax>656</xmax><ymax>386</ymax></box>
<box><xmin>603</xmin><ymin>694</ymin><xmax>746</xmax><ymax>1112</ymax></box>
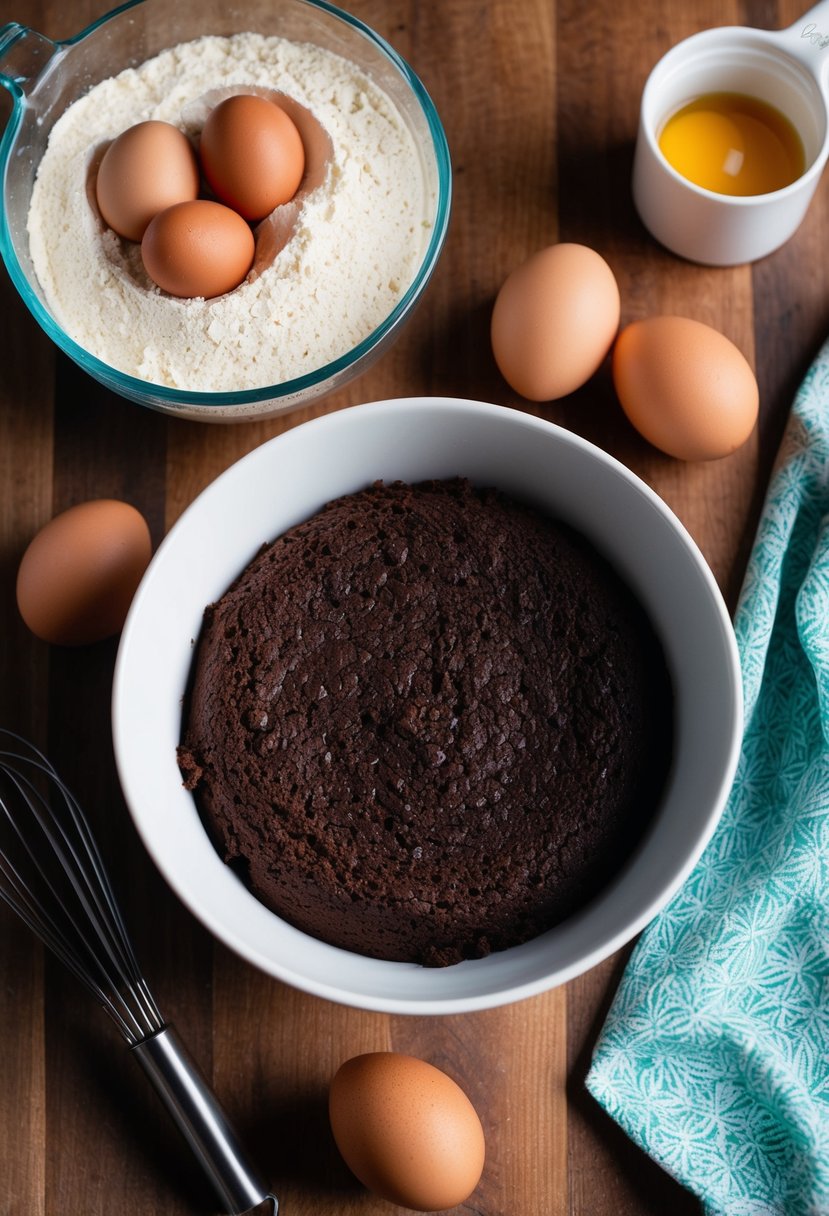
<box><xmin>586</xmin><ymin>341</ymin><xmax>829</xmax><ymax>1216</ymax></box>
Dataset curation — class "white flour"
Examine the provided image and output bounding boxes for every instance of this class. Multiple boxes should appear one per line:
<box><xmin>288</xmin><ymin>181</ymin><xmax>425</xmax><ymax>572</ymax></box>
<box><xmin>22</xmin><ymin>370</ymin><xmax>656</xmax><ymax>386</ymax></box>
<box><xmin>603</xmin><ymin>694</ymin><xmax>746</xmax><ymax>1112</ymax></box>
<box><xmin>28</xmin><ymin>33</ymin><xmax>432</xmax><ymax>392</ymax></box>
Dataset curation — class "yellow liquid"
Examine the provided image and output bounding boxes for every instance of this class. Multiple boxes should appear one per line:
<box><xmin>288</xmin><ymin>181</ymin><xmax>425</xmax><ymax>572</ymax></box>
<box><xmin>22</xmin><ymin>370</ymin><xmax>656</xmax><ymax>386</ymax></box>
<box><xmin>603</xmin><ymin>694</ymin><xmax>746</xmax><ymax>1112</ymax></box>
<box><xmin>658</xmin><ymin>92</ymin><xmax>805</xmax><ymax>196</ymax></box>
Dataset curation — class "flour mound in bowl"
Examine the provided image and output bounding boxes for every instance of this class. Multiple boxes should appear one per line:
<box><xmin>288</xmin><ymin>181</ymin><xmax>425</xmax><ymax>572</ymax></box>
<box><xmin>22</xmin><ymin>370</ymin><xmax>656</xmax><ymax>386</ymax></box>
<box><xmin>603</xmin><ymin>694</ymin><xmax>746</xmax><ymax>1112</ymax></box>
<box><xmin>177</xmin><ymin>479</ymin><xmax>673</xmax><ymax>966</ymax></box>
<box><xmin>27</xmin><ymin>33</ymin><xmax>433</xmax><ymax>392</ymax></box>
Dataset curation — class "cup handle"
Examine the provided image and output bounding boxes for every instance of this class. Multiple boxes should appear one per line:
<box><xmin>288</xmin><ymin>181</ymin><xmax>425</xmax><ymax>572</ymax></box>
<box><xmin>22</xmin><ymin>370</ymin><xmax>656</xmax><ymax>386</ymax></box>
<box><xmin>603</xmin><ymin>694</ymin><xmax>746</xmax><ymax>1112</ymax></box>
<box><xmin>0</xmin><ymin>24</ymin><xmax>58</xmax><ymax>99</ymax></box>
<box><xmin>778</xmin><ymin>0</ymin><xmax>829</xmax><ymax>88</ymax></box>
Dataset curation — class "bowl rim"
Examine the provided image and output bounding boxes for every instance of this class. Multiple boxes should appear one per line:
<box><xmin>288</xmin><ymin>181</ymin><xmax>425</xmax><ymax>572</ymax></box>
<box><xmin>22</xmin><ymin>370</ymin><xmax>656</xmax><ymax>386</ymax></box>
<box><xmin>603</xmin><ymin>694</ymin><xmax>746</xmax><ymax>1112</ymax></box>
<box><xmin>0</xmin><ymin>0</ymin><xmax>452</xmax><ymax>409</ymax></box>
<box><xmin>112</xmin><ymin>396</ymin><xmax>744</xmax><ymax>1014</ymax></box>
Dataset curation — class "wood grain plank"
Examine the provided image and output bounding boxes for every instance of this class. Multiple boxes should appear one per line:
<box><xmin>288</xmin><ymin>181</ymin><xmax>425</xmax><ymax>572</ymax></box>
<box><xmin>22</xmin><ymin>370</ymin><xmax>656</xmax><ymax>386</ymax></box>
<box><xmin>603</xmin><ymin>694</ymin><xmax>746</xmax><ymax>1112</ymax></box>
<box><xmin>554</xmin><ymin>0</ymin><xmax>761</xmax><ymax>594</ymax></box>
<box><xmin>386</xmin><ymin>994</ymin><xmax>569</xmax><ymax>1216</ymax></box>
<box><xmin>554</xmin><ymin>3</ymin><xmax>746</xmax><ymax>1215</ymax></box>
<box><xmin>0</xmin><ymin>143</ymin><xmax>54</xmax><ymax>1215</ymax></box>
<box><xmin>39</xmin><ymin>364</ymin><xmax>212</xmax><ymax>1214</ymax></box>
<box><xmin>213</xmin><ymin>951</ymin><xmax>396</xmax><ymax>1213</ymax></box>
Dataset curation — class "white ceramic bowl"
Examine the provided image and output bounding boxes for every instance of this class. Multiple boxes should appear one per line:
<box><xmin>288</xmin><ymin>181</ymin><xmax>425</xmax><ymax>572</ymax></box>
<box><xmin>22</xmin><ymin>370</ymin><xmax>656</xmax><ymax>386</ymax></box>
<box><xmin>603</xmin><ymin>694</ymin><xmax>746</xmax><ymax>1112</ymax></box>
<box><xmin>112</xmin><ymin>397</ymin><xmax>742</xmax><ymax>1013</ymax></box>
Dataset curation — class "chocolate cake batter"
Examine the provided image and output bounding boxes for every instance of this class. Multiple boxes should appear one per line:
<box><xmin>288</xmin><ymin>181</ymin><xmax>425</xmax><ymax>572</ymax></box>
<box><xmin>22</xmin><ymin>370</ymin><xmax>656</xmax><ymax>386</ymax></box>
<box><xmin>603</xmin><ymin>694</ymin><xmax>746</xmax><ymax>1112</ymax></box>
<box><xmin>178</xmin><ymin>479</ymin><xmax>672</xmax><ymax>966</ymax></box>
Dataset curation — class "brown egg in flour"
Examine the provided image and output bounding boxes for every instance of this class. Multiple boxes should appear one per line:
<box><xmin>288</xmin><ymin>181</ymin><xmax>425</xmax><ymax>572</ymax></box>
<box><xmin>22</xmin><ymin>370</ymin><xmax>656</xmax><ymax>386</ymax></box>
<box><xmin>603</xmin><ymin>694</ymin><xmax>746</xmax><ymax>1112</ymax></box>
<box><xmin>199</xmin><ymin>93</ymin><xmax>306</xmax><ymax>221</ymax></box>
<box><xmin>141</xmin><ymin>199</ymin><xmax>255</xmax><ymax>298</ymax></box>
<box><xmin>95</xmin><ymin>120</ymin><xmax>200</xmax><ymax>241</ymax></box>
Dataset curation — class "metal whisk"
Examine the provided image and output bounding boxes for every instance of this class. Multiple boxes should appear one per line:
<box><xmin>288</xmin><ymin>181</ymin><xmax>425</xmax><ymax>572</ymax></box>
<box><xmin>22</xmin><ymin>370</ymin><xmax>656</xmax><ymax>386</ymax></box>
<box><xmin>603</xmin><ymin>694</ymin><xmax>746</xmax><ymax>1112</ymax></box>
<box><xmin>0</xmin><ymin>729</ymin><xmax>277</xmax><ymax>1215</ymax></box>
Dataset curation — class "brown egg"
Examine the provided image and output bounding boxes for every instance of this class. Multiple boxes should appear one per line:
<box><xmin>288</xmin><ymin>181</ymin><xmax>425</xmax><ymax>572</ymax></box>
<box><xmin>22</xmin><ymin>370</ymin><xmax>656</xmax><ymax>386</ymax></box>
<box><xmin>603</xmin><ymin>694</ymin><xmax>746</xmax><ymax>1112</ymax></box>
<box><xmin>141</xmin><ymin>199</ymin><xmax>255</xmax><ymax>298</ymax></box>
<box><xmin>491</xmin><ymin>242</ymin><xmax>621</xmax><ymax>401</ymax></box>
<box><xmin>199</xmin><ymin>93</ymin><xmax>306</xmax><ymax>221</ymax></box>
<box><xmin>16</xmin><ymin>500</ymin><xmax>152</xmax><ymax>647</ymax></box>
<box><xmin>612</xmin><ymin>315</ymin><xmax>759</xmax><ymax>461</ymax></box>
<box><xmin>329</xmin><ymin>1052</ymin><xmax>485</xmax><ymax>1212</ymax></box>
<box><xmin>95</xmin><ymin>120</ymin><xmax>200</xmax><ymax>242</ymax></box>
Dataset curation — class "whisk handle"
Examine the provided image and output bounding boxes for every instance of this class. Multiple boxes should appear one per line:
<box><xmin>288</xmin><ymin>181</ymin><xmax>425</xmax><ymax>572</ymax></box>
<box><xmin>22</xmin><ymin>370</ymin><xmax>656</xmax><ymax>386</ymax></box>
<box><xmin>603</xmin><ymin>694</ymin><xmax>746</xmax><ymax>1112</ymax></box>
<box><xmin>131</xmin><ymin>1025</ymin><xmax>277</xmax><ymax>1215</ymax></box>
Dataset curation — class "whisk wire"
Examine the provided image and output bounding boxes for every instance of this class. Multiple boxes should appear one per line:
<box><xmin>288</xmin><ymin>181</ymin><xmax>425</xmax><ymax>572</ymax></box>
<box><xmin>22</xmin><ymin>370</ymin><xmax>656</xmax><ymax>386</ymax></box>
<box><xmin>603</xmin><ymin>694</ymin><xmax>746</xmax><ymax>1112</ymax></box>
<box><xmin>0</xmin><ymin>814</ymin><xmax>110</xmax><ymax>1000</ymax></box>
<box><xmin>0</xmin><ymin>765</ymin><xmax>117</xmax><ymax>982</ymax></box>
<box><xmin>0</xmin><ymin>738</ymin><xmax>163</xmax><ymax>1045</ymax></box>
<box><xmin>34</xmin><ymin>762</ymin><xmax>163</xmax><ymax>1041</ymax></box>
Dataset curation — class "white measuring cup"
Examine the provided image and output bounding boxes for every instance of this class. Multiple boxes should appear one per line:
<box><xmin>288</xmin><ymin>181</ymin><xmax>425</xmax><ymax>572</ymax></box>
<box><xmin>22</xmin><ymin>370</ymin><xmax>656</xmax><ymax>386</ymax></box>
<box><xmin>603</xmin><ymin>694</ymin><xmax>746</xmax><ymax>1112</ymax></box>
<box><xmin>633</xmin><ymin>1</ymin><xmax>829</xmax><ymax>264</ymax></box>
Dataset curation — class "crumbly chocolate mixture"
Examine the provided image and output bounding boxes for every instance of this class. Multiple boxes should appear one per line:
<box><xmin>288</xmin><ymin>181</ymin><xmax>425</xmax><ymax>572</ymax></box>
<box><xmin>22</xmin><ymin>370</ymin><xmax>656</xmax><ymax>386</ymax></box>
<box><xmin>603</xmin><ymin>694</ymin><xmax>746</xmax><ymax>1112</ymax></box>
<box><xmin>178</xmin><ymin>479</ymin><xmax>672</xmax><ymax>965</ymax></box>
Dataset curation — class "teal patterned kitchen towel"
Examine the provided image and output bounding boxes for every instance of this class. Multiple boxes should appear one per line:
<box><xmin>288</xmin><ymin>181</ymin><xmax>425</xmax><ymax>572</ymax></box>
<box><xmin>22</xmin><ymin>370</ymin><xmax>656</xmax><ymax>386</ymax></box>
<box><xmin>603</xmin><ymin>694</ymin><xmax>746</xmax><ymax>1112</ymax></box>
<box><xmin>586</xmin><ymin>339</ymin><xmax>829</xmax><ymax>1216</ymax></box>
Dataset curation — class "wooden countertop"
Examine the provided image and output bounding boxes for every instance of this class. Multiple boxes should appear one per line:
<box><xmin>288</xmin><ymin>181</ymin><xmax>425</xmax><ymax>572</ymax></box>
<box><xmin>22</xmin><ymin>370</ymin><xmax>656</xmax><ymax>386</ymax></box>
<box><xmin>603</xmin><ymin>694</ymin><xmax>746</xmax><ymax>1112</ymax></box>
<box><xmin>1</xmin><ymin>1</ymin><xmax>827</xmax><ymax>1212</ymax></box>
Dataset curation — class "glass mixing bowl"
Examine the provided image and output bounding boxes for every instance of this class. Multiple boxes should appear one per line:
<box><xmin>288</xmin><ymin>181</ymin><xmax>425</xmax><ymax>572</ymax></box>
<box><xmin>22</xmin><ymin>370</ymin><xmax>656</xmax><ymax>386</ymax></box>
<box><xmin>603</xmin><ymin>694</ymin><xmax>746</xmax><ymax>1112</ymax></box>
<box><xmin>0</xmin><ymin>0</ymin><xmax>451</xmax><ymax>421</ymax></box>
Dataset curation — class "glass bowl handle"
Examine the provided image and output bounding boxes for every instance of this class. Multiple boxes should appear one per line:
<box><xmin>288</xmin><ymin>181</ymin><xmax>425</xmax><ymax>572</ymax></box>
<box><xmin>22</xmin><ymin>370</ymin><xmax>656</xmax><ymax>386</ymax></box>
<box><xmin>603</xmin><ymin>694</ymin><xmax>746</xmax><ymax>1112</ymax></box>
<box><xmin>0</xmin><ymin>24</ymin><xmax>57</xmax><ymax>98</ymax></box>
